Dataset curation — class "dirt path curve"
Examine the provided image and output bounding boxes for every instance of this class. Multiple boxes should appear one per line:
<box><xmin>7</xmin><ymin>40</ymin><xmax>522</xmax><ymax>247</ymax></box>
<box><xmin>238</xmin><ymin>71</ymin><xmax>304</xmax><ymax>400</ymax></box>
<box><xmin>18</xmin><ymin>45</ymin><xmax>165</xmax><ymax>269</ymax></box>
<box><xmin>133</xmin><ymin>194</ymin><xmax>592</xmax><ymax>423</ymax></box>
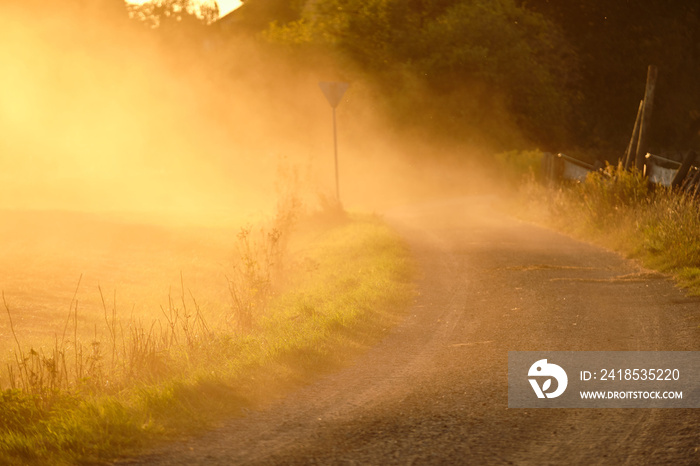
<box><xmin>119</xmin><ymin>196</ymin><xmax>700</xmax><ymax>465</ymax></box>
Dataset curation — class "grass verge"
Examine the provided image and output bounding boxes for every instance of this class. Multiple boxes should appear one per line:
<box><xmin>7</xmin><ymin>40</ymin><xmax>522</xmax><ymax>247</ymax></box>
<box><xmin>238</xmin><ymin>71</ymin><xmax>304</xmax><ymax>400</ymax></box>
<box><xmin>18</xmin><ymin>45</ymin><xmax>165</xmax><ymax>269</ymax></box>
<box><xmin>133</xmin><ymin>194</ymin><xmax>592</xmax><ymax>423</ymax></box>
<box><xmin>506</xmin><ymin>158</ymin><xmax>700</xmax><ymax>294</ymax></box>
<box><xmin>0</xmin><ymin>214</ymin><xmax>414</xmax><ymax>465</ymax></box>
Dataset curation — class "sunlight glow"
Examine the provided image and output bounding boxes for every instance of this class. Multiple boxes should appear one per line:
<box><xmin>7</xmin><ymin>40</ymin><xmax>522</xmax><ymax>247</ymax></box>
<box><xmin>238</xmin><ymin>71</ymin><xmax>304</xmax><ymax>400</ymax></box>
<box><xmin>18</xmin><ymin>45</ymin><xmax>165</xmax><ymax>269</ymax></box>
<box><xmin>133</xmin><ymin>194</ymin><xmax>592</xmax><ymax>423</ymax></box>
<box><xmin>217</xmin><ymin>0</ymin><xmax>243</xmax><ymax>16</ymax></box>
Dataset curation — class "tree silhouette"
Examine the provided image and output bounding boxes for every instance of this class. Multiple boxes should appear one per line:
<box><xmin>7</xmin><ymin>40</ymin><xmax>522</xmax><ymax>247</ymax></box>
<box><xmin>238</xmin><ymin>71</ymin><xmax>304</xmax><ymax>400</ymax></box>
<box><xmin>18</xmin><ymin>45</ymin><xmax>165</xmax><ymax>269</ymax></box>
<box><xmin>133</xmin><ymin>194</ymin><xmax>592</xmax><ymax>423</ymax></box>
<box><xmin>128</xmin><ymin>0</ymin><xmax>220</xmax><ymax>29</ymax></box>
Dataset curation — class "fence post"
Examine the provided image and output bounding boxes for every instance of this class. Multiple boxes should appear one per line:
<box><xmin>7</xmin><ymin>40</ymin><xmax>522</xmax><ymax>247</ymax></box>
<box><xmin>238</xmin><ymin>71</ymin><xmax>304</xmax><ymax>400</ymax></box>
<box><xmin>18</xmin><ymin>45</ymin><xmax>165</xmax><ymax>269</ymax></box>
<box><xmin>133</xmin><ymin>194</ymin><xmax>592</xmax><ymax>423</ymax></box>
<box><xmin>635</xmin><ymin>65</ymin><xmax>658</xmax><ymax>172</ymax></box>
<box><xmin>624</xmin><ymin>100</ymin><xmax>643</xmax><ymax>170</ymax></box>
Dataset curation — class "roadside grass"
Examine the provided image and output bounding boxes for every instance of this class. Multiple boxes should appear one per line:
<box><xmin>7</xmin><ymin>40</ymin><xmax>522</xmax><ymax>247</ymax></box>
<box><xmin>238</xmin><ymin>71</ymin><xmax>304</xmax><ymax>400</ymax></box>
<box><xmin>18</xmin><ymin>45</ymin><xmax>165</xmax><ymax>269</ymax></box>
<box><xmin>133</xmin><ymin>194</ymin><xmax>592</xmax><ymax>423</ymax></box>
<box><xmin>0</xmin><ymin>214</ymin><xmax>414</xmax><ymax>465</ymax></box>
<box><xmin>506</xmin><ymin>158</ymin><xmax>700</xmax><ymax>294</ymax></box>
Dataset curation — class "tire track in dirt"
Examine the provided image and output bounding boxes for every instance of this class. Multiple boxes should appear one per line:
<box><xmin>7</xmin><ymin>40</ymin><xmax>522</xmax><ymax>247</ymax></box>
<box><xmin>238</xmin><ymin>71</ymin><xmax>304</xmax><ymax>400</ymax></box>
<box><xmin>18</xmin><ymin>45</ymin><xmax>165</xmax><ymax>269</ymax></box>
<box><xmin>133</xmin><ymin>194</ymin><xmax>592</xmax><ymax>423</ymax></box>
<box><xmin>118</xmin><ymin>196</ymin><xmax>700</xmax><ymax>465</ymax></box>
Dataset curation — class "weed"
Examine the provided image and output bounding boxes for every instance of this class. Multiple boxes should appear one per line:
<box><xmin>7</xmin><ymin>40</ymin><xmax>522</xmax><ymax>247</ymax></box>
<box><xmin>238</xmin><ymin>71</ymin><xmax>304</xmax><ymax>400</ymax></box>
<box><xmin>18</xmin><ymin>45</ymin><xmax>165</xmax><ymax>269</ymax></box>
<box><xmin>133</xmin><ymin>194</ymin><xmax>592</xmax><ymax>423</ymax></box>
<box><xmin>576</xmin><ymin>163</ymin><xmax>649</xmax><ymax>227</ymax></box>
<box><xmin>227</xmin><ymin>226</ymin><xmax>283</xmax><ymax>332</ymax></box>
<box><xmin>226</xmin><ymin>160</ymin><xmax>309</xmax><ymax>332</ymax></box>
<box><xmin>511</xmin><ymin>158</ymin><xmax>700</xmax><ymax>294</ymax></box>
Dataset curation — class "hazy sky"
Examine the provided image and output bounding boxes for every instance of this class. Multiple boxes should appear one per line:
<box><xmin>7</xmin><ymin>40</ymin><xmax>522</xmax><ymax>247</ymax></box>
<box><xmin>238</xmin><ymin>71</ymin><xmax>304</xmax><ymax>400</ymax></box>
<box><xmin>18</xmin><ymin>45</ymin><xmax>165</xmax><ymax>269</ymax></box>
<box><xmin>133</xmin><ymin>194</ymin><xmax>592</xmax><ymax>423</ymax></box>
<box><xmin>217</xmin><ymin>0</ymin><xmax>242</xmax><ymax>16</ymax></box>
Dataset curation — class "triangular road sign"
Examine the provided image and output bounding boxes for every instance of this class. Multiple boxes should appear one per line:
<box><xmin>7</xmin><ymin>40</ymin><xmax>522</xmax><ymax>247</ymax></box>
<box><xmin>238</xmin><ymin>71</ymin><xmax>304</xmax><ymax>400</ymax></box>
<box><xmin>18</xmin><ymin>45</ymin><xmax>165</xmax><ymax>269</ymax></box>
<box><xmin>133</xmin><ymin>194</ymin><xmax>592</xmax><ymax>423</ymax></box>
<box><xmin>319</xmin><ymin>81</ymin><xmax>349</xmax><ymax>108</ymax></box>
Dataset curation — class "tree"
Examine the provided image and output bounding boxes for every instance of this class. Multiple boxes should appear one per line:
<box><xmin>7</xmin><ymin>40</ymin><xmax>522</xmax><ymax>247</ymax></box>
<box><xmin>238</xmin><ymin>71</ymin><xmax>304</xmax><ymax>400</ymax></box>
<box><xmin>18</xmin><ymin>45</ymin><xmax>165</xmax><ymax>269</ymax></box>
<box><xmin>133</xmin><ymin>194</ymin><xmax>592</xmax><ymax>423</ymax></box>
<box><xmin>128</xmin><ymin>0</ymin><xmax>220</xmax><ymax>29</ymax></box>
<box><xmin>230</xmin><ymin>0</ymin><xmax>306</xmax><ymax>32</ymax></box>
<box><xmin>265</xmin><ymin>0</ymin><xmax>579</xmax><ymax>147</ymax></box>
<box><xmin>127</xmin><ymin>0</ymin><xmax>220</xmax><ymax>57</ymax></box>
<box><xmin>519</xmin><ymin>0</ymin><xmax>700</xmax><ymax>151</ymax></box>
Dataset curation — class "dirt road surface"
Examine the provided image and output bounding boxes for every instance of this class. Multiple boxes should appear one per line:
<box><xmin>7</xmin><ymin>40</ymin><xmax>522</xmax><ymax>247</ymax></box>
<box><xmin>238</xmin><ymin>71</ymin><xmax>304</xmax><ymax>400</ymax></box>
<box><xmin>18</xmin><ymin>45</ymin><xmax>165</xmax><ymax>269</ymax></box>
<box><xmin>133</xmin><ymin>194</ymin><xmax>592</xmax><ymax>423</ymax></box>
<box><xmin>120</xmin><ymin>197</ymin><xmax>700</xmax><ymax>465</ymax></box>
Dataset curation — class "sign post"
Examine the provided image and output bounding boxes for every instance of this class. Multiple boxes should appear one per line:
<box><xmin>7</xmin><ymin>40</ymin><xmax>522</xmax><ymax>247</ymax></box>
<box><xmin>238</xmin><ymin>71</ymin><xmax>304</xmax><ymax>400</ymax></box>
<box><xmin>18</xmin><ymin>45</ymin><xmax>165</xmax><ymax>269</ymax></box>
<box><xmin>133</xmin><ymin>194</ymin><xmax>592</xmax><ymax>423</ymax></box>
<box><xmin>318</xmin><ymin>81</ymin><xmax>349</xmax><ymax>201</ymax></box>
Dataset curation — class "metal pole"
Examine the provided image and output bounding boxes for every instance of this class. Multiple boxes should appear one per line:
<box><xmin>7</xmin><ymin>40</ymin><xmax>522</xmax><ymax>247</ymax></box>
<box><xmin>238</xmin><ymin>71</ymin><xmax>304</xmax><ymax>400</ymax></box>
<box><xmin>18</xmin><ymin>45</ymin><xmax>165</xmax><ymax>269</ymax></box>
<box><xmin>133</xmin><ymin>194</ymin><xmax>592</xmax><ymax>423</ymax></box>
<box><xmin>333</xmin><ymin>107</ymin><xmax>340</xmax><ymax>201</ymax></box>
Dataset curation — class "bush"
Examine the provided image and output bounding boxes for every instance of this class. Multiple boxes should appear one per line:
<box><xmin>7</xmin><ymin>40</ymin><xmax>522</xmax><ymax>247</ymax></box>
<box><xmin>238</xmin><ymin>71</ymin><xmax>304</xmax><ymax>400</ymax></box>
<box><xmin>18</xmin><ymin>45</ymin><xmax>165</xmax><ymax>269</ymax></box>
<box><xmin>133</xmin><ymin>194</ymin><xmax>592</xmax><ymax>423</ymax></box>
<box><xmin>576</xmin><ymin>163</ymin><xmax>649</xmax><ymax>227</ymax></box>
<box><xmin>639</xmin><ymin>192</ymin><xmax>700</xmax><ymax>270</ymax></box>
<box><xmin>265</xmin><ymin>0</ymin><xmax>579</xmax><ymax>147</ymax></box>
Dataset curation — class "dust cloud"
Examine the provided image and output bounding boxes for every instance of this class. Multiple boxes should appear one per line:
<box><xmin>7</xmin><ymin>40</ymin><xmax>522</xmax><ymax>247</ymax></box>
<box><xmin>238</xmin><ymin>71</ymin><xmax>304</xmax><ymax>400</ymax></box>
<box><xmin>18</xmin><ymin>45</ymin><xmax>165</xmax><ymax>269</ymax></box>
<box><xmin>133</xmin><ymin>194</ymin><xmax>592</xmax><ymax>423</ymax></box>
<box><xmin>0</xmin><ymin>3</ymin><xmax>491</xmax><ymax>352</ymax></box>
<box><xmin>0</xmin><ymin>3</ymin><xmax>491</xmax><ymax>227</ymax></box>
<box><xmin>1</xmin><ymin>5</ymin><xmax>274</xmax><ymax>226</ymax></box>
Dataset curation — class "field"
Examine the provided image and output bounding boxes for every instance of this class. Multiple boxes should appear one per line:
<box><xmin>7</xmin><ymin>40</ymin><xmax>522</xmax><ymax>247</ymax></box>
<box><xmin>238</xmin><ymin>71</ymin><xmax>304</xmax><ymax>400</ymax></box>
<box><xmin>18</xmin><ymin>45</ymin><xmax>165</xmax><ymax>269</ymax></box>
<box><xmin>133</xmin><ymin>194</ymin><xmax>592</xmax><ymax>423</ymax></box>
<box><xmin>0</xmin><ymin>210</ymin><xmax>234</xmax><ymax>365</ymax></box>
<box><xmin>0</xmin><ymin>209</ymin><xmax>414</xmax><ymax>464</ymax></box>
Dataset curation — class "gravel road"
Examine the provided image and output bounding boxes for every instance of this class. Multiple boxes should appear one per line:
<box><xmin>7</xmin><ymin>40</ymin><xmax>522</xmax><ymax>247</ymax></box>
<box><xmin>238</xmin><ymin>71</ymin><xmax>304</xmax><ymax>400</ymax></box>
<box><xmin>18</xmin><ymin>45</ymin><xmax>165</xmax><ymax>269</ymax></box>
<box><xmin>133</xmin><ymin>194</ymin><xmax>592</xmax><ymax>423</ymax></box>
<box><xmin>119</xmin><ymin>196</ymin><xmax>700</xmax><ymax>465</ymax></box>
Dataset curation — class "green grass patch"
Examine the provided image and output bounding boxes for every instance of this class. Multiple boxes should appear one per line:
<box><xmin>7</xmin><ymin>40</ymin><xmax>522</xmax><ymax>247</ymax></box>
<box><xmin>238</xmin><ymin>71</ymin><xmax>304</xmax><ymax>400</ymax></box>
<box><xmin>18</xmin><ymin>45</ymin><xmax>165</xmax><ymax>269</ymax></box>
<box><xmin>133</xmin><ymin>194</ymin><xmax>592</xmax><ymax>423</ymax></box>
<box><xmin>0</xmin><ymin>214</ymin><xmax>414</xmax><ymax>465</ymax></box>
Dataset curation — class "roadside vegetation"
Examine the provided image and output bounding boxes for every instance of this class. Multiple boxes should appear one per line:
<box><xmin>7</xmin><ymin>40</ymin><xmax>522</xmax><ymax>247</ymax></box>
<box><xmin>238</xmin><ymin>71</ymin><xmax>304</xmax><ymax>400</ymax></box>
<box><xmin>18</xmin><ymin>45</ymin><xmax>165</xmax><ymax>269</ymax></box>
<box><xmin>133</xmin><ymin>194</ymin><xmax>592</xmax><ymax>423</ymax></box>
<box><xmin>503</xmin><ymin>153</ymin><xmax>700</xmax><ymax>294</ymax></box>
<box><xmin>0</xmin><ymin>209</ymin><xmax>413</xmax><ymax>465</ymax></box>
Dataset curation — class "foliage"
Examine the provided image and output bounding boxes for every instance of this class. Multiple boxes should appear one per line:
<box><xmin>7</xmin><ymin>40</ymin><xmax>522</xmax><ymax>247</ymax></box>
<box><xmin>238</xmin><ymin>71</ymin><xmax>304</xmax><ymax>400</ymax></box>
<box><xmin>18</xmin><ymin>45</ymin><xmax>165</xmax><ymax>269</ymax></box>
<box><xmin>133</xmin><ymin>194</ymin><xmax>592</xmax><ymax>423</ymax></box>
<box><xmin>576</xmin><ymin>163</ymin><xmax>650</xmax><ymax>227</ymax></box>
<box><xmin>638</xmin><ymin>192</ymin><xmax>700</xmax><ymax>272</ymax></box>
<box><xmin>520</xmin><ymin>1</ymin><xmax>700</xmax><ymax>151</ymax></box>
<box><xmin>29</xmin><ymin>0</ymin><xmax>699</xmax><ymax>156</ymax></box>
<box><xmin>234</xmin><ymin>0</ymin><xmax>307</xmax><ymax>31</ymax></box>
<box><xmin>127</xmin><ymin>0</ymin><xmax>220</xmax><ymax>28</ymax></box>
<box><xmin>264</xmin><ymin>0</ymin><xmax>579</xmax><ymax>148</ymax></box>
<box><xmin>240</xmin><ymin>0</ymin><xmax>700</xmax><ymax>151</ymax></box>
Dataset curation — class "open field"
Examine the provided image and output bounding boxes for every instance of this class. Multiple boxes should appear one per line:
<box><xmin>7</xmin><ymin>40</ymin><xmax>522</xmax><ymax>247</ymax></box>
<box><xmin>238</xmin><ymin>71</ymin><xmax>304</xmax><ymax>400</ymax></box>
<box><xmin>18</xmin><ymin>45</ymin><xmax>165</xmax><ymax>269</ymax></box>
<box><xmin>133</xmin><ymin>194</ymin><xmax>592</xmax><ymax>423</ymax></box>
<box><xmin>0</xmin><ymin>209</ymin><xmax>413</xmax><ymax>464</ymax></box>
<box><xmin>0</xmin><ymin>210</ymin><xmax>235</xmax><ymax>365</ymax></box>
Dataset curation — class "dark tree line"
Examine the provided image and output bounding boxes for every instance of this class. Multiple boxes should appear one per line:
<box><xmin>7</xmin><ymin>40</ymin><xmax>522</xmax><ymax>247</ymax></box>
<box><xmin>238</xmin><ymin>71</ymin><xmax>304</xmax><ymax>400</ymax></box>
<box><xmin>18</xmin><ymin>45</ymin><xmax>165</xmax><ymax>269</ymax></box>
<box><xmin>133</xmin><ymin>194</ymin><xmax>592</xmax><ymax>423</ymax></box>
<box><xmin>520</xmin><ymin>0</ymin><xmax>700</xmax><ymax>153</ymax></box>
<box><xmin>231</xmin><ymin>0</ymin><xmax>700</xmax><ymax>153</ymax></box>
<box><xmin>252</xmin><ymin>0</ymin><xmax>580</xmax><ymax>148</ymax></box>
<box><xmin>8</xmin><ymin>0</ymin><xmax>696</xmax><ymax>153</ymax></box>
